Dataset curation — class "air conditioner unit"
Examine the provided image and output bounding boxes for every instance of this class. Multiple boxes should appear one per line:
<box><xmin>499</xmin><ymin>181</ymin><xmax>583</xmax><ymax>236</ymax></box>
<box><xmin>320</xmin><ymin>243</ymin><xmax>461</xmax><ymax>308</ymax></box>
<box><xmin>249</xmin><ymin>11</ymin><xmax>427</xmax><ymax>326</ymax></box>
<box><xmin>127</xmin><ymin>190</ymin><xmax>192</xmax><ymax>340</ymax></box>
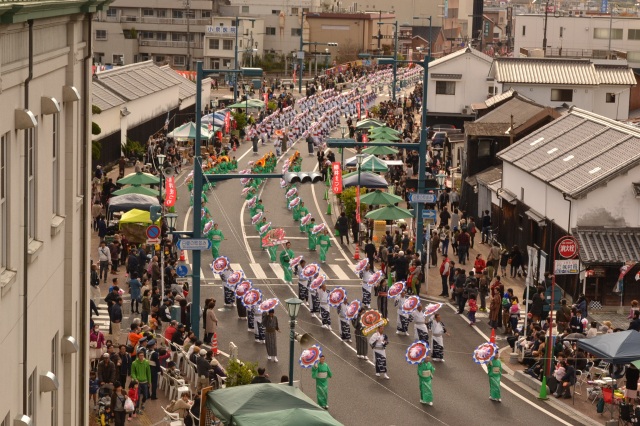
<box><xmin>461</xmin><ymin>108</ymin><xmax>469</xmax><ymax>114</ymax></box>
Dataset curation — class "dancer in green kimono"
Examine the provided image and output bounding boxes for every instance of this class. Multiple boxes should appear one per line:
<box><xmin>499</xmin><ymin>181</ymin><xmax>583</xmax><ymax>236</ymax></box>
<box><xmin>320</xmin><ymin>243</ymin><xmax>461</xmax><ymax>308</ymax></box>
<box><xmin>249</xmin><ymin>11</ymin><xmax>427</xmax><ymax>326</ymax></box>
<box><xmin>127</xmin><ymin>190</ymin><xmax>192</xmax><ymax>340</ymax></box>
<box><xmin>292</xmin><ymin>199</ymin><xmax>302</xmax><ymax>221</ymax></box>
<box><xmin>318</xmin><ymin>229</ymin><xmax>331</xmax><ymax>263</ymax></box>
<box><xmin>418</xmin><ymin>357</ymin><xmax>435</xmax><ymax>406</ymax></box>
<box><xmin>487</xmin><ymin>356</ymin><xmax>503</xmax><ymax>402</ymax></box>
<box><xmin>311</xmin><ymin>355</ymin><xmax>332</xmax><ymax>409</ymax></box>
<box><xmin>279</xmin><ymin>241</ymin><xmax>294</xmax><ymax>284</ymax></box>
<box><xmin>298</xmin><ymin>202</ymin><xmax>310</xmax><ymax>231</ymax></box>
<box><xmin>245</xmin><ymin>187</ymin><xmax>256</xmax><ymax>201</ymax></box>
<box><xmin>250</xmin><ymin>199</ymin><xmax>265</xmax><ymax>217</ymax></box>
<box><xmin>307</xmin><ymin>218</ymin><xmax>317</xmax><ymax>250</ymax></box>
<box><xmin>209</xmin><ymin>223</ymin><xmax>224</xmax><ymax>259</ymax></box>
<box><xmin>256</xmin><ymin>218</ymin><xmax>270</xmax><ymax>252</ymax></box>
<box><xmin>286</xmin><ymin>190</ymin><xmax>297</xmax><ymax>211</ymax></box>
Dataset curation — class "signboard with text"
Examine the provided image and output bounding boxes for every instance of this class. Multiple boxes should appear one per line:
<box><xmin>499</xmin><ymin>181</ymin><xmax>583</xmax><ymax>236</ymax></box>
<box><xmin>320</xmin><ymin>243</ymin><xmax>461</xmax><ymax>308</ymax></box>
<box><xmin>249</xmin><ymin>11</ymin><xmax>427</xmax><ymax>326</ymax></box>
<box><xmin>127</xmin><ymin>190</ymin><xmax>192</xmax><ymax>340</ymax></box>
<box><xmin>331</xmin><ymin>162</ymin><xmax>343</xmax><ymax>194</ymax></box>
<box><xmin>554</xmin><ymin>259</ymin><xmax>579</xmax><ymax>275</ymax></box>
<box><xmin>206</xmin><ymin>26</ymin><xmax>237</xmax><ymax>35</ymax></box>
<box><xmin>164</xmin><ymin>176</ymin><xmax>176</xmax><ymax>207</ymax></box>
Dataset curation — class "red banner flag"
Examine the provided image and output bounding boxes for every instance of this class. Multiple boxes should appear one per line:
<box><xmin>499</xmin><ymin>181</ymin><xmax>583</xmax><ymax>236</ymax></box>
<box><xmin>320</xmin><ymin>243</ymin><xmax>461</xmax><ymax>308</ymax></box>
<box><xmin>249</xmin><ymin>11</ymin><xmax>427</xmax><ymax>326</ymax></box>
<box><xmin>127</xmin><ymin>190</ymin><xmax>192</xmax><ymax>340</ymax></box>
<box><xmin>224</xmin><ymin>111</ymin><xmax>231</xmax><ymax>134</ymax></box>
<box><xmin>293</xmin><ymin>69</ymin><xmax>297</xmax><ymax>84</ymax></box>
<box><xmin>357</xmin><ymin>101</ymin><xmax>361</xmax><ymax>121</ymax></box>
<box><xmin>263</xmin><ymin>92</ymin><xmax>269</xmax><ymax>105</ymax></box>
<box><xmin>331</xmin><ymin>162</ymin><xmax>342</xmax><ymax>194</ymax></box>
<box><xmin>164</xmin><ymin>176</ymin><xmax>176</xmax><ymax>207</ymax></box>
<box><xmin>355</xmin><ymin>186</ymin><xmax>361</xmax><ymax>223</ymax></box>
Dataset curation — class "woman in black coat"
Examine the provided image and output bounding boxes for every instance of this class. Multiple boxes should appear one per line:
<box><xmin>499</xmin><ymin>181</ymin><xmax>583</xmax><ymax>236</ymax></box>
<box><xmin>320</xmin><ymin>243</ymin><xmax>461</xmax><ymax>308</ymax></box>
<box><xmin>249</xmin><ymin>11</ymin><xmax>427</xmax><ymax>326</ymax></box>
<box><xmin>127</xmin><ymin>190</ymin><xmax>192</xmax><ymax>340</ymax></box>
<box><xmin>509</xmin><ymin>245</ymin><xmax>523</xmax><ymax>278</ymax></box>
<box><xmin>351</xmin><ymin>215</ymin><xmax>360</xmax><ymax>244</ymax></box>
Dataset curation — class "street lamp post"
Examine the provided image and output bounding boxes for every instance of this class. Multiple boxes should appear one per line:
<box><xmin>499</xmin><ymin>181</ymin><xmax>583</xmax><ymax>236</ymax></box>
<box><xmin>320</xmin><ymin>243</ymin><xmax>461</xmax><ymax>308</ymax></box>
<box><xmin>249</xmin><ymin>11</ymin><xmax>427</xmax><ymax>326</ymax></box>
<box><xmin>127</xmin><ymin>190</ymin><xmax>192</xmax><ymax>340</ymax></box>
<box><xmin>233</xmin><ymin>17</ymin><xmax>255</xmax><ymax>102</ymax></box>
<box><xmin>354</xmin><ymin>153</ymin><xmax>366</xmax><ymax>260</ymax></box>
<box><xmin>378</xmin><ymin>21</ymin><xmax>398</xmax><ymax>101</ymax></box>
<box><xmin>285</xmin><ymin>297</ymin><xmax>303</xmax><ymax>386</ymax></box>
<box><xmin>164</xmin><ymin>212</ymin><xmax>178</xmax><ymax>292</ymax></box>
<box><xmin>378</xmin><ymin>16</ymin><xmax>432</xmax><ymax>255</ymax></box>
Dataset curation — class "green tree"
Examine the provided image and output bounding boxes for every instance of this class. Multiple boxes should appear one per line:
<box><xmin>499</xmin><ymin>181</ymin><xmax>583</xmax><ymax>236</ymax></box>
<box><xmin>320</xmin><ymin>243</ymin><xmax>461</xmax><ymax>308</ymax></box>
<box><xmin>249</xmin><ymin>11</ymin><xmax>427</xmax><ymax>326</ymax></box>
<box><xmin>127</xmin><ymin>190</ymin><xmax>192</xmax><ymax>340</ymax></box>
<box><xmin>232</xmin><ymin>111</ymin><xmax>247</xmax><ymax>137</ymax></box>
<box><xmin>337</xmin><ymin>186</ymin><xmax>367</xmax><ymax>219</ymax></box>
<box><xmin>225</xmin><ymin>358</ymin><xmax>258</xmax><ymax>387</ymax></box>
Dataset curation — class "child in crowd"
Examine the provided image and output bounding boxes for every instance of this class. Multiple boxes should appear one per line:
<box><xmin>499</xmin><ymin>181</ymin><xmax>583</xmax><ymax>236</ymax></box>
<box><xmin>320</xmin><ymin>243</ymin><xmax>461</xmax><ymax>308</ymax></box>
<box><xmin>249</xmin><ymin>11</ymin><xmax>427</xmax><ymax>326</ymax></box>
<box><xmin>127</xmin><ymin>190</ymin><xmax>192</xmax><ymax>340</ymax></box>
<box><xmin>628</xmin><ymin>300</ymin><xmax>640</xmax><ymax>319</ymax></box>
<box><xmin>128</xmin><ymin>380</ymin><xmax>139</xmax><ymax>419</ymax></box>
<box><xmin>468</xmin><ymin>297</ymin><xmax>478</xmax><ymax>326</ymax></box>
<box><xmin>89</xmin><ymin>371</ymin><xmax>100</xmax><ymax>410</ymax></box>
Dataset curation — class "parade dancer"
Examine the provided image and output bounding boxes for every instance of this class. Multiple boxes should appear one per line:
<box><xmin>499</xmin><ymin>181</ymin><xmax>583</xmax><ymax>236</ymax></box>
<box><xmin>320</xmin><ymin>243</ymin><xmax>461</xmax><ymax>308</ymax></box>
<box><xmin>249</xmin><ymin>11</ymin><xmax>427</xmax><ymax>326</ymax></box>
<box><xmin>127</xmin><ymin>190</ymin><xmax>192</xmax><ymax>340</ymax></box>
<box><xmin>296</xmin><ymin>260</ymin><xmax>309</xmax><ymax>303</ymax></box>
<box><xmin>236</xmin><ymin>292</ymin><xmax>247</xmax><ymax>320</ymax></box>
<box><xmin>311</xmin><ymin>355</ymin><xmax>333</xmax><ymax>409</ymax></box>
<box><xmin>254</xmin><ymin>306</ymin><xmax>265</xmax><ymax>344</ymax></box>
<box><xmin>247</xmin><ymin>301</ymin><xmax>255</xmax><ymax>333</ymax></box>
<box><xmin>337</xmin><ymin>298</ymin><xmax>352</xmax><ymax>343</ymax></box>
<box><xmin>418</xmin><ymin>357</ymin><xmax>435</xmax><ymax>406</ymax></box>
<box><xmin>298</xmin><ymin>202</ymin><xmax>309</xmax><ymax>232</ymax></box>
<box><xmin>318</xmin><ymin>283</ymin><xmax>331</xmax><ymax>329</ymax></box>
<box><xmin>354</xmin><ymin>307</ymin><xmax>368</xmax><ymax>360</ymax></box>
<box><xmin>279</xmin><ymin>241</ymin><xmax>294</xmax><ymax>284</ymax></box>
<box><xmin>310</xmin><ymin>281</ymin><xmax>321</xmax><ymax>318</ymax></box>
<box><xmin>395</xmin><ymin>290</ymin><xmax>410</xmax><ymax>336</ymax></box>
<box><xmin>361</xmin><ymin>265</ymin><xmax>374</xmax><ymax>308</ymax></box>
<box><xmin>369</xmin><ymin>326</ymin><xmax>390</xmax><ymax>379</ymax></box>
<box><xmin>487</xmin><ymin>353</ymin><xmax>503</xmax><ymax>402</ymax></box>
<box><xmin>412</xmin><ymin>304</ymin><xmax>429</xmax><ymax>342</ymax></box>
<box><xmin>428</xmin><ymin>313</ymin><xmax>450</xmax><ymax>362</ymax></box>
<box><xmin>317</xmin><ymin>229</ymin><xmax>331</xmax><ymax>262</ymax></box>
<box><xmin>307</xmin><ymin>218</ymin><xmax>317</xmax><ymax>251</ymax></box>
<box><xmin>264</xmin><ymin>310</ymin><xmax>280</xmax><ymax>362</ymax></box>
<box><xmin>220</xmin><ymin>266</ymin><xmax>235</xmax><ymax>307</ymax></box>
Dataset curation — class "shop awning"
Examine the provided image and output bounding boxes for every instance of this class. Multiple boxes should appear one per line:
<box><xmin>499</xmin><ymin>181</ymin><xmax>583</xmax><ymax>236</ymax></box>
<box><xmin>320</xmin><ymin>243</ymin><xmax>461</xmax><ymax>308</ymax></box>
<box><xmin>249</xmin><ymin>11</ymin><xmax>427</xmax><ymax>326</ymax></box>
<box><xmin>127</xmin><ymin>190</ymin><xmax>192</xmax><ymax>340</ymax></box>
<box><xmin>574</xmin><ymin>227</ymin><xmax>640</xmax><ymax>265</ymax></box>
<box><xmin>525</xmin><ymin>208</ymin><xmax>546</xmax><ymax>226</ymax></box>
<box><xmin>497</xmin><ymin>188</ymin><xmax>517</xmax><ymax>205</ymax></box>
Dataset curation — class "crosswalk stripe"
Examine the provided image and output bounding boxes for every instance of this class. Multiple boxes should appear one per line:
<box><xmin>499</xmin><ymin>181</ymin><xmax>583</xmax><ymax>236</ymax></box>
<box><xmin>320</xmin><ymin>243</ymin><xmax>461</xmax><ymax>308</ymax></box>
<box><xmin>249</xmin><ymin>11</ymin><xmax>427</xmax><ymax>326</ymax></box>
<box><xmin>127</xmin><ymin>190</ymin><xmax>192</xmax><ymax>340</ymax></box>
<box><xmin>230</xmin><ymin>263</ymin><xmax>243</xmax><ymax>273</ymax></box>
<box><xmin>250</xmin><ymin>263</ymin><xmax>268</xmax><ymax>279</ymax></box>
<box><xmin>326</xmin><ymin>263</ymin><xmax>351</xmax><ymax>280</ymax></box>
<box><xmin>268</xmin><ymin>263</ymin><xmax>286</xmax><ymax>281</ymax></box>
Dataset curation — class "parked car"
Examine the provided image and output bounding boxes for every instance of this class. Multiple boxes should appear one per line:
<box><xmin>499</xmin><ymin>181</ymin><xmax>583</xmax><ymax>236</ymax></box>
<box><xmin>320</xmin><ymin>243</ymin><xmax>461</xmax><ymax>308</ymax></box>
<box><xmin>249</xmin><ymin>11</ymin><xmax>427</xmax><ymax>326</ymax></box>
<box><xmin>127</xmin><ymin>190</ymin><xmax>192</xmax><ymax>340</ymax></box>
<box><xmin>431</xmin><ymin>131</ymin><xmax>447</xmax><ymax>148</ymax></box>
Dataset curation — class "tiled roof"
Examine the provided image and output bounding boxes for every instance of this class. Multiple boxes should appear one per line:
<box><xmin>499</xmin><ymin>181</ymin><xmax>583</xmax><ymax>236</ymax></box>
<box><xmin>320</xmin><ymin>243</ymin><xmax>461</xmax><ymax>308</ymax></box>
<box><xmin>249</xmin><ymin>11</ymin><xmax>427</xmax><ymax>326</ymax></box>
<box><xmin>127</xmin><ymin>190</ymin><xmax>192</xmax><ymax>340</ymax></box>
<box><xmin>96</xmin><ymin>61</ymin><xmax>180</xmax><ymax>101</ymax></box>
<box><xmin>91</xmin><ymin>80</ymin><xmax>125</xmax><ymax>111</ymax></box>
<box><xmin>491</xmin><ymin>58</ymin><xmax>636</xmax><ymax>86</ymax></box>
<box><xmin>427</xmin><ymin>47</ymin><xmax>493</xmax><ymax>69</ymax></box>
<box><xmin>465</xmin><ymin>95</ymin><xmax>546</xmax><ymax>136</ymax></box>
<box><xmin>498</xmin><ymin>107</ymin><xmax>640</xmax><ymax>198</ymax></box>
<box><xmin>574</xmin><ymin>227</ymin><xmax>640</xmax><ymax>264</ymax></box>
<box><xmin>159</xmin><ymin>65</ymin><xmax>198</xmax><ymax>101</ymax></box>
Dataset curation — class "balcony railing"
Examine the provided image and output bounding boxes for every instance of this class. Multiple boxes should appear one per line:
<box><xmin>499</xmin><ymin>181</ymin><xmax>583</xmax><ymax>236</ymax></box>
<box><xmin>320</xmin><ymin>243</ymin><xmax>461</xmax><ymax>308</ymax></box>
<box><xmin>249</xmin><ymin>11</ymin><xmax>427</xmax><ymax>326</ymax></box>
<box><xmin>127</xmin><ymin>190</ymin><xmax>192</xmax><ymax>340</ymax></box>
<box><xmin>139</xmin><ymin>39</ymin><xmax>203</xmax><ymax>49</ymax></box>
<box><xmin>116</xmin><ymin>15</ymin><xmax>210</xmax><ymax>25</ymax></box>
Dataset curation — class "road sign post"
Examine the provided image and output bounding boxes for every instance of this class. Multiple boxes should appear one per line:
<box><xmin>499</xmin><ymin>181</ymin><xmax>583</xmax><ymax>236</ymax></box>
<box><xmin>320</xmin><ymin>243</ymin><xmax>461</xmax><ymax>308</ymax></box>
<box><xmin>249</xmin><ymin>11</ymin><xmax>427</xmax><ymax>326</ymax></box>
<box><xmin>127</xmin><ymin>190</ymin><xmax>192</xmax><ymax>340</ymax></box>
<box><xmin>176</xmin><ymin>239</ymin><xmax>212</xmax><ymax>251</ymax></box>
<box><xmin>409</xmin><ymin>193</ymin><xmax>437</xmax><ymax>204</ymax></box>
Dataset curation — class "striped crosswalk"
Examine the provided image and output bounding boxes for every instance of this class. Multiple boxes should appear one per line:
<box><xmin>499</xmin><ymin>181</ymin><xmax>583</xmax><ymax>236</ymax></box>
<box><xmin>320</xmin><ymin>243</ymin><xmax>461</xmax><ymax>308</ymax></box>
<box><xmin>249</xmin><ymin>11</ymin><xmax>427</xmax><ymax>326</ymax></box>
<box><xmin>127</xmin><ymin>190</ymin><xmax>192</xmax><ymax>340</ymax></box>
<box><xmin>92</xmin><ymin>295</ymin><xmax>131</xmax><ymax>329</ymax></box>
<box><xmin>204</xmin><ymin>261</ymin><xmax>359</xmax><ymax>283</ymax></box>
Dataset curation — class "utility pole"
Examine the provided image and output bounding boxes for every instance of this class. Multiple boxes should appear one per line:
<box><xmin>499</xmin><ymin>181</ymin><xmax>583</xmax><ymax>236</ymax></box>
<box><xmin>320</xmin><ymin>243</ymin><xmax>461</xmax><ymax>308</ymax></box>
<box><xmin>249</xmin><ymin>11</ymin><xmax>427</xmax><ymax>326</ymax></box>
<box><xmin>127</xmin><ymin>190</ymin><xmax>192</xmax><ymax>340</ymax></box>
<box><xmin>378</xmin><ymin>10</ymin><xmax>382</xmax><ymax>51</ymax></box>
<box><xmin>185</xmin><ymin>0</ymin><xmax>192</xmax><ymax>70</ymax></box>
<box><xmin>234</xmin><ymin>16</ymin><xmax>239</xmax><ymax>102</ymax></box>
<box><xmin>542</xmin><ymin>0</ymin><xmax>550</xmax><ymax>54</ymax></box>
<box><xmin>298</xmin><ymin>11</ymin><xmax>305</xmax><ymax>94</ymax></box>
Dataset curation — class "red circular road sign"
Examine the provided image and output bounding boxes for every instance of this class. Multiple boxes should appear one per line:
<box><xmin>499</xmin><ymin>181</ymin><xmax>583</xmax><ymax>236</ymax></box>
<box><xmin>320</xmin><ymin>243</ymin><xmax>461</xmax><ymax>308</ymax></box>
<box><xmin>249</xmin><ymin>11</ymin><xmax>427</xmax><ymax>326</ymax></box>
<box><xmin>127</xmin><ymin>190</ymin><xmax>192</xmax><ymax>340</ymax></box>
<box><xmin>146</xmin><ymin>225</ymin><xmax>161</xmax><ymax>240</ymax></box>
<box><xmin>557</xmin><ymin>236</ymin><xmax>579</xmax><ymax>259</ymax></box>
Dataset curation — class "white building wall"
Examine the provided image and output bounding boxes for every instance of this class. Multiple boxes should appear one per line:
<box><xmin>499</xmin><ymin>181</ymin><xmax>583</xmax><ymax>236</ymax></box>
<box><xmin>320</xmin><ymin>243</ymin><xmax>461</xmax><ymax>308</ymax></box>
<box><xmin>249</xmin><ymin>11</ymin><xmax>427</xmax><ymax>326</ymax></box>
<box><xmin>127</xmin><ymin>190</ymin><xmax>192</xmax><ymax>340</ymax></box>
<box><xmin>0</xmin><ymin>11</ymin><xmax>90</xmax><ymax>426</ymax></box>
<box><xmin>496</xmin><ymin>82</ymin><xmax>630</xmax><ymax>120</ymax></box>
<box><xmin>514</xmin><ymin>14</ymin><xmax>640</xmax><ymax>65</ymax></box>
<box><xmin>428</xmin><ymin>52</ymin><xmax>493</xmax><ymax>114</ymax></box>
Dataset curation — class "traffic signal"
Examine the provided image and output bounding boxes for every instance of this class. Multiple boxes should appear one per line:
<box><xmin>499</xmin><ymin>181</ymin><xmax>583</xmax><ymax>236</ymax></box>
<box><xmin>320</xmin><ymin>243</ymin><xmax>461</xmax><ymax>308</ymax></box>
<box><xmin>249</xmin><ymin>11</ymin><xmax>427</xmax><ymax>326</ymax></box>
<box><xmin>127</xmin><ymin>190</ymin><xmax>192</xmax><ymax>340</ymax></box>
<box><xmin>284</xmin><ymin>172</ymin><xmax>323</xmax><ymax>184</ymax></box>
<box><xmin>327</xmin><ymin>42</ymin><xmax>338</xmax><ymax>46</ymax></box>
<box><xmin>150</xmin><ymin>205</ymin><xmax>162</xmax><ymax>222</ymax></box>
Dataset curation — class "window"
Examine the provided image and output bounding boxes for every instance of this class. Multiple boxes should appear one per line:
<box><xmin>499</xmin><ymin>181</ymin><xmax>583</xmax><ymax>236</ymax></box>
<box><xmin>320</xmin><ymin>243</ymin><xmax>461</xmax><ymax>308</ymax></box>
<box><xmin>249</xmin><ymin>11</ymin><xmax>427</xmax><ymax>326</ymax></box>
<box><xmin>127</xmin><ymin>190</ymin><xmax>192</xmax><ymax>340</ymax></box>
<box><xmin>157</xmin><ymin>9</ymin><xmax>167</xmax><ymax>18</ymax></box>
<box><xmin>202</xmin><ymin>11</ymin><xmax>211</xmax><ymax>18</ymax></box>
<box><xmin>156</xmin><ymin>32</ymin><xmax>167</xmax><ymax>41</ymax></box>
<box><xmin>140</xmin><ymin>31</ymin><xmax>153</xmax><ymax>39</ymax></box>
<box><xmin>154</xmin><ymin>55</ymin><xmax>165</xmax><ymax>63</ymax></box>
<box><xmin>550</xmin><ymin>88</ymin><xmax>572</xmax><ymax>102</ymax></box>
<box><xmin>106</xmin><ymin>8</ymin><xmax>116</xmax><ymax>17</ymax></box>
<box><xmin>629</xmin><ymin>29</ymin><xmax>640</xmax><ymax>40</ymax></box>
<box><xmin>302</xmin><ymin>7</ymin><xmax>309</xmax><ymax>12</ymax></box>
<box><xmin>52</xmin><ymin>113</ymin><xmax>59</xmax><ymax>215</ymax></box>
<box><xmin>142</xmin><ymin>8</ymin><xmax>153</xmax><ymax>16</ymax></box>
<box><xmin>0</xmin><ymin>133</ymin><xmax>7</xmax><ymax>269</ymax></box>
<box><xmin>291</xmin><ymin>7</ymin><xmax>299</xmax><ymax>14</ymax></box>
<box><xmin>93</xmin><ymin>52</ymin><xmax>104</xmax><ymax>63</ymax></box>
<box><xmin>210</xmin><ymin>58</ymin><xmax>220</xmax><ymax>69</ymax></box>
<box><xmin>112</xmin><ymin>54</ymin><xmax>124</xmax><ymax>65</ymax></box>
<box><xmin>478</xmin><ymin>139</ymin><xmax>492</xmax><ymax>157</ymax></box>
<box><xmin>272</xmin><ymin>9</ymin><xmax>280</xmax><ymax>14</ymax></box>
<box><xmin>223</xmin><ymin>39</ymin><xmax>233</xmax><ymax>50</ymax></box>
<box><xmin>594</xmin><ymin>28</ymin><xmax>623</xmax><ymax>39</ymax></box>
<box><xmin>172</xmin><ymin>33</ymin><xmax>185</xmax><ymax>42</ymax></box>
<box><xmin>222</xmin><ymin>58</ymin><xmax>231</xmax><ymax>68</ymax></box>
<box><xmin>209</xmin><ymin>38</ymin><xmax>219</xmax><ymax>49</ymax></box>
<box><xmin>172</xmin><ymin>10</ymin><xmax>183</xmax><ymax>19</ymax></box>
<box><xmin>239</xmin><ymin>39</ymin><xmax>242</xmax><ymax>48</ymax></box>
<box><xmin>265</xmin><ymin>27</ymin><xmax>276</xmax><ymax>36</ymax></box>
<box><xmin>51</xmin><ymin>333</ymin><xmax>58</xmax><ymax>426</ymax></box>
<box><xmin>291</xmin><ymin>28</ymin><xmax>301</xmax><ymax>36</ymax></box>
<box><xmin>27</xmin><ymin>368</ymin><xmax>36</xmax><ymax>421</ymax></box>
<box><xmin>606</xmin><ymin>92</ymin><xmax>616</xmax><ymax>103</ymax></box>
<box><xmin>242</xmin><ymin>5</ymin><xmax>249</xmax><ymax>13</ymax></box>
<box><xmin>522</xmin><ymin>25</ymin><xmax>526</xmax><ymax>36</ymax></box>
<box><xmin>174</xmin><ymin>56</ymin><xmax>186</xmax><ymax>66</ymax></box>
<box><xmin>95</xmin><ymin>30</ymin><xmax>107</xmax><ymax>40</ymax></box>
<box><xmin>186</xmin><ymin>10</ymin><xmax>195</xmax><ymax>19</ymax></box>
<box><xmin>27</xmin><ymin>128</ymin><xmax>36</xmax><ymax>240</ymax></box>
<box><xmin>435</xmin><ymin>81</ymin><xmax>455</xmax><ymax>95</ymax></box>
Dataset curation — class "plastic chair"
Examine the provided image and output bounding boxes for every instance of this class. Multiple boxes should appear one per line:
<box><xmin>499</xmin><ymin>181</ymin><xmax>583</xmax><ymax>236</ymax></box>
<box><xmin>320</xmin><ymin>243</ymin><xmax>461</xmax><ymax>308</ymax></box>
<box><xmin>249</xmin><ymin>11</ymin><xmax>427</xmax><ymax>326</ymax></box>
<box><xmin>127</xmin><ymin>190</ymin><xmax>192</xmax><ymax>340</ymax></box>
<box><xmin>574</xmin><ymin>370</ymin><xmax>584</xmax><ymax>395</ymax></box>
<box><xmin>188</xmin><ymin>410</ymin><xmax>200</xmax><ymax>425</ymax></box>
<box><xmin>216</xmin><ymin>374</ymin><xmax>227</xmax><ymax>389</ymax></box>
<box><xmin>161</xmin><ymin>406</ymin><xmax>183</xmax><ymax>426</ymax></box>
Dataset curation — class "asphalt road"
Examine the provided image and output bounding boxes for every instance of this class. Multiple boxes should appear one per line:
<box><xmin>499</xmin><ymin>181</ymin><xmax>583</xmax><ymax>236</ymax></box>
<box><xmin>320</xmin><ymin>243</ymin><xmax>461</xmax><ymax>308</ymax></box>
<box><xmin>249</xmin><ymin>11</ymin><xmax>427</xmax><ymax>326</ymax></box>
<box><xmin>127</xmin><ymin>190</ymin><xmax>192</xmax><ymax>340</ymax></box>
<box><xmin>171</xmin><ymin>98</ymin><xmax>585</xmax><ymax>426</ymax></box>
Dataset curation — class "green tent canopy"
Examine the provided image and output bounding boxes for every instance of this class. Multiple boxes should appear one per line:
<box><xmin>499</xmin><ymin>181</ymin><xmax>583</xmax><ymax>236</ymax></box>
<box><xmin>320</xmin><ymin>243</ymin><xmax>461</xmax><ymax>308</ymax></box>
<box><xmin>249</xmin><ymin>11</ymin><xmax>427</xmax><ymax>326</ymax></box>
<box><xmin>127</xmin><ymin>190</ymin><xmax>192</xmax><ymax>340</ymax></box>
<box><xmin>112</xmin><ymin>185</ymin><xmax>159</xmax><ymax>197</ymax></box>
<box><xmin>365</xmin><ymin>205</ymin><xmax>414</xmax><ymax>220</ymax></box>
<box><xmin>368</xmin><ymin>126</ymin><xmax>401</xmax><ymax>136</ymax></box>
<box><xmin>206</xmin><ymin>383</ymin><xmax>343</xmax><ymax>426</ymax></box>
<box><xmin>117</xmin><ymin>172</ymin><xmax>160</xmax><ymax>186</ymax></box>
<box><xmin>227</xmin><ymin>99</ymin><xmax>266</xmax><ymax>109</ymax></box>
<box><xmin>369</xmin><ymin>133</ymin><xmax>400</xmax><ymax>141</ymax></box>
<box><xmin>358</xmin><ymin>155</ymin><xmax>389</xmax><ymax>173</ymax></box>
<box><xmin>362</xmin><ymin>145</ymin><xmax>399</xmax><ymax>156</ymax></box>
<box><xmin>355</xmin><ymin>118</ymin><xmax>385</xmax><ymax>130</ymax></box>
<box><xmin>359</xmin><ymin>190</ymin><xmax>403</xmax><ymax>205</ymax></box>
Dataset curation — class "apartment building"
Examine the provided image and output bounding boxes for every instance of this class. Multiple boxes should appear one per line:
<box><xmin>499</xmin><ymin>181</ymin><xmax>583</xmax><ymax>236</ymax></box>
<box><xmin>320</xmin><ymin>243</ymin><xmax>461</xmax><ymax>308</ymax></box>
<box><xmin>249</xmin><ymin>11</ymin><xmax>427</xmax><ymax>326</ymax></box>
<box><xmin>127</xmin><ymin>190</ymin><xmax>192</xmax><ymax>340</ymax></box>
<box><xmin>93</xmin><ymin>0</ymin><xmax>215</xmax><ymax>70</ymax></box>
<box><xmin>0</xmin><ymin>0</ymin><xmax>103</xmax><ymax>425</ymax></box>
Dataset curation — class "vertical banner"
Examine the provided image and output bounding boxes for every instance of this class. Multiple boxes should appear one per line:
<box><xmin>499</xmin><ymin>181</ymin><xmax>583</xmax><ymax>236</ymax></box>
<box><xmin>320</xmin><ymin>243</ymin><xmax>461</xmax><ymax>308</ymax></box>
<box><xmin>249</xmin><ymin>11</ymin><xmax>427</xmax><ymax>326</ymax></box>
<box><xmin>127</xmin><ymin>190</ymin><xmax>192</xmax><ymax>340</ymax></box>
<box><xmin>444</xmin><ymin>0</ymin><xmax>449</xmax><ymax>18</ymax></box>
<box><xmin>526</xmin><ymin>246</ymin><xmax>538</xmax><ymax>287</ymax></box>
<box><xmin>263</xmin><ymin>92</ymin><xmax>269</xmax><ymax>104</ymax></box>
<box><xmin>357</xmin><ymin>101</ymin><xmax>361</xmax><ymax>121</ymax></box>
<box><xmin>224</xmin><ymin>111</ymin><xmax>231</xmax><ymax>133</ymax></box>
<box><xmin>362</xmin><ymin>133</ymin><xmax>368</xmax><ymax>143</ymax></box>
<box><xmin>293</xmin><ymin>69</ymin><xmax>297</xmax><ymax>84</ymax></box>
<box><xmin>356</xmin><ymin>186</ymin><xmax>361</xmax><ymax>223</ymax></box>
<box><xmin>164</xmin><ymin>176</ymin><xmax>176</xmax><ymax>207</ymax></box>
<box><xmin>331</xmin><ymin>162</ymin><xmax>342</xmax><ymax>194</ymax></box>
<box><xmin>372</xmin><ymin>220</ymin><xmax>386</xmax><ymax>246</ymax></box>
<box><xmin>538</xmin><ymin>251</ymin><xmax>548</xmax><ymax>284</ymax></box>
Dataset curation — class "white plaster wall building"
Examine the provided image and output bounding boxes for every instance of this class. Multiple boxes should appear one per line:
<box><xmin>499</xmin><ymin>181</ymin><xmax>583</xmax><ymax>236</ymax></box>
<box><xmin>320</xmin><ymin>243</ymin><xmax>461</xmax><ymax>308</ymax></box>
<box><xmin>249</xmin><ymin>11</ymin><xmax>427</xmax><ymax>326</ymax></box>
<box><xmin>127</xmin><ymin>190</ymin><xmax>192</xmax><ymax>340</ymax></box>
<box><xmin>513</xmin><ymin>14</ymin><xmax>640</xmax><ymax>65</ymax></box>
<box><xmin>202</xmin><ymin>17</ymin><xmax>265</xmax><ymax>71</ymax></box>
<box><xmin>489</xmin><ymin>57</ymin><xmax>637</xmax><ymax>120</ymax></box>
<box><xmin>426</xmin><ymin>47</ymin><xmax>494</xmax><ymax>120</ymax></box>
<box><xmin>0</xmin><ymin>1</ymin><xmax>106</xmax><ymax>425</ymax></box>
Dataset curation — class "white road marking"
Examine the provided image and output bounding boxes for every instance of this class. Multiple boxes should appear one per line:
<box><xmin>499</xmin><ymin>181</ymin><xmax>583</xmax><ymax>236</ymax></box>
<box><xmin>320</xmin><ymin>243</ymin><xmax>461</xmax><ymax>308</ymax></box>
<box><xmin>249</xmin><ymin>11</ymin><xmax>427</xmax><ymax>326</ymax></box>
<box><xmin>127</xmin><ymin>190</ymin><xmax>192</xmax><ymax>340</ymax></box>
<box><xmin>230</xmin><ymin>263</ymin><xmax>243</xmax><ymax>273</ymax></box>
<box><xmin>326</xmin><ymin>263</ymin><xmax>351</xmax><ymax>280</ymax></box>
<box><xmin>250</xmin><ymin>263</ymin><xmax>268</xmax><ymax>279</ymax></box>
<box><xmin>268</xmin><ymin>262</ymin><xmax>286</xmax><ymax>281</ymax></box>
